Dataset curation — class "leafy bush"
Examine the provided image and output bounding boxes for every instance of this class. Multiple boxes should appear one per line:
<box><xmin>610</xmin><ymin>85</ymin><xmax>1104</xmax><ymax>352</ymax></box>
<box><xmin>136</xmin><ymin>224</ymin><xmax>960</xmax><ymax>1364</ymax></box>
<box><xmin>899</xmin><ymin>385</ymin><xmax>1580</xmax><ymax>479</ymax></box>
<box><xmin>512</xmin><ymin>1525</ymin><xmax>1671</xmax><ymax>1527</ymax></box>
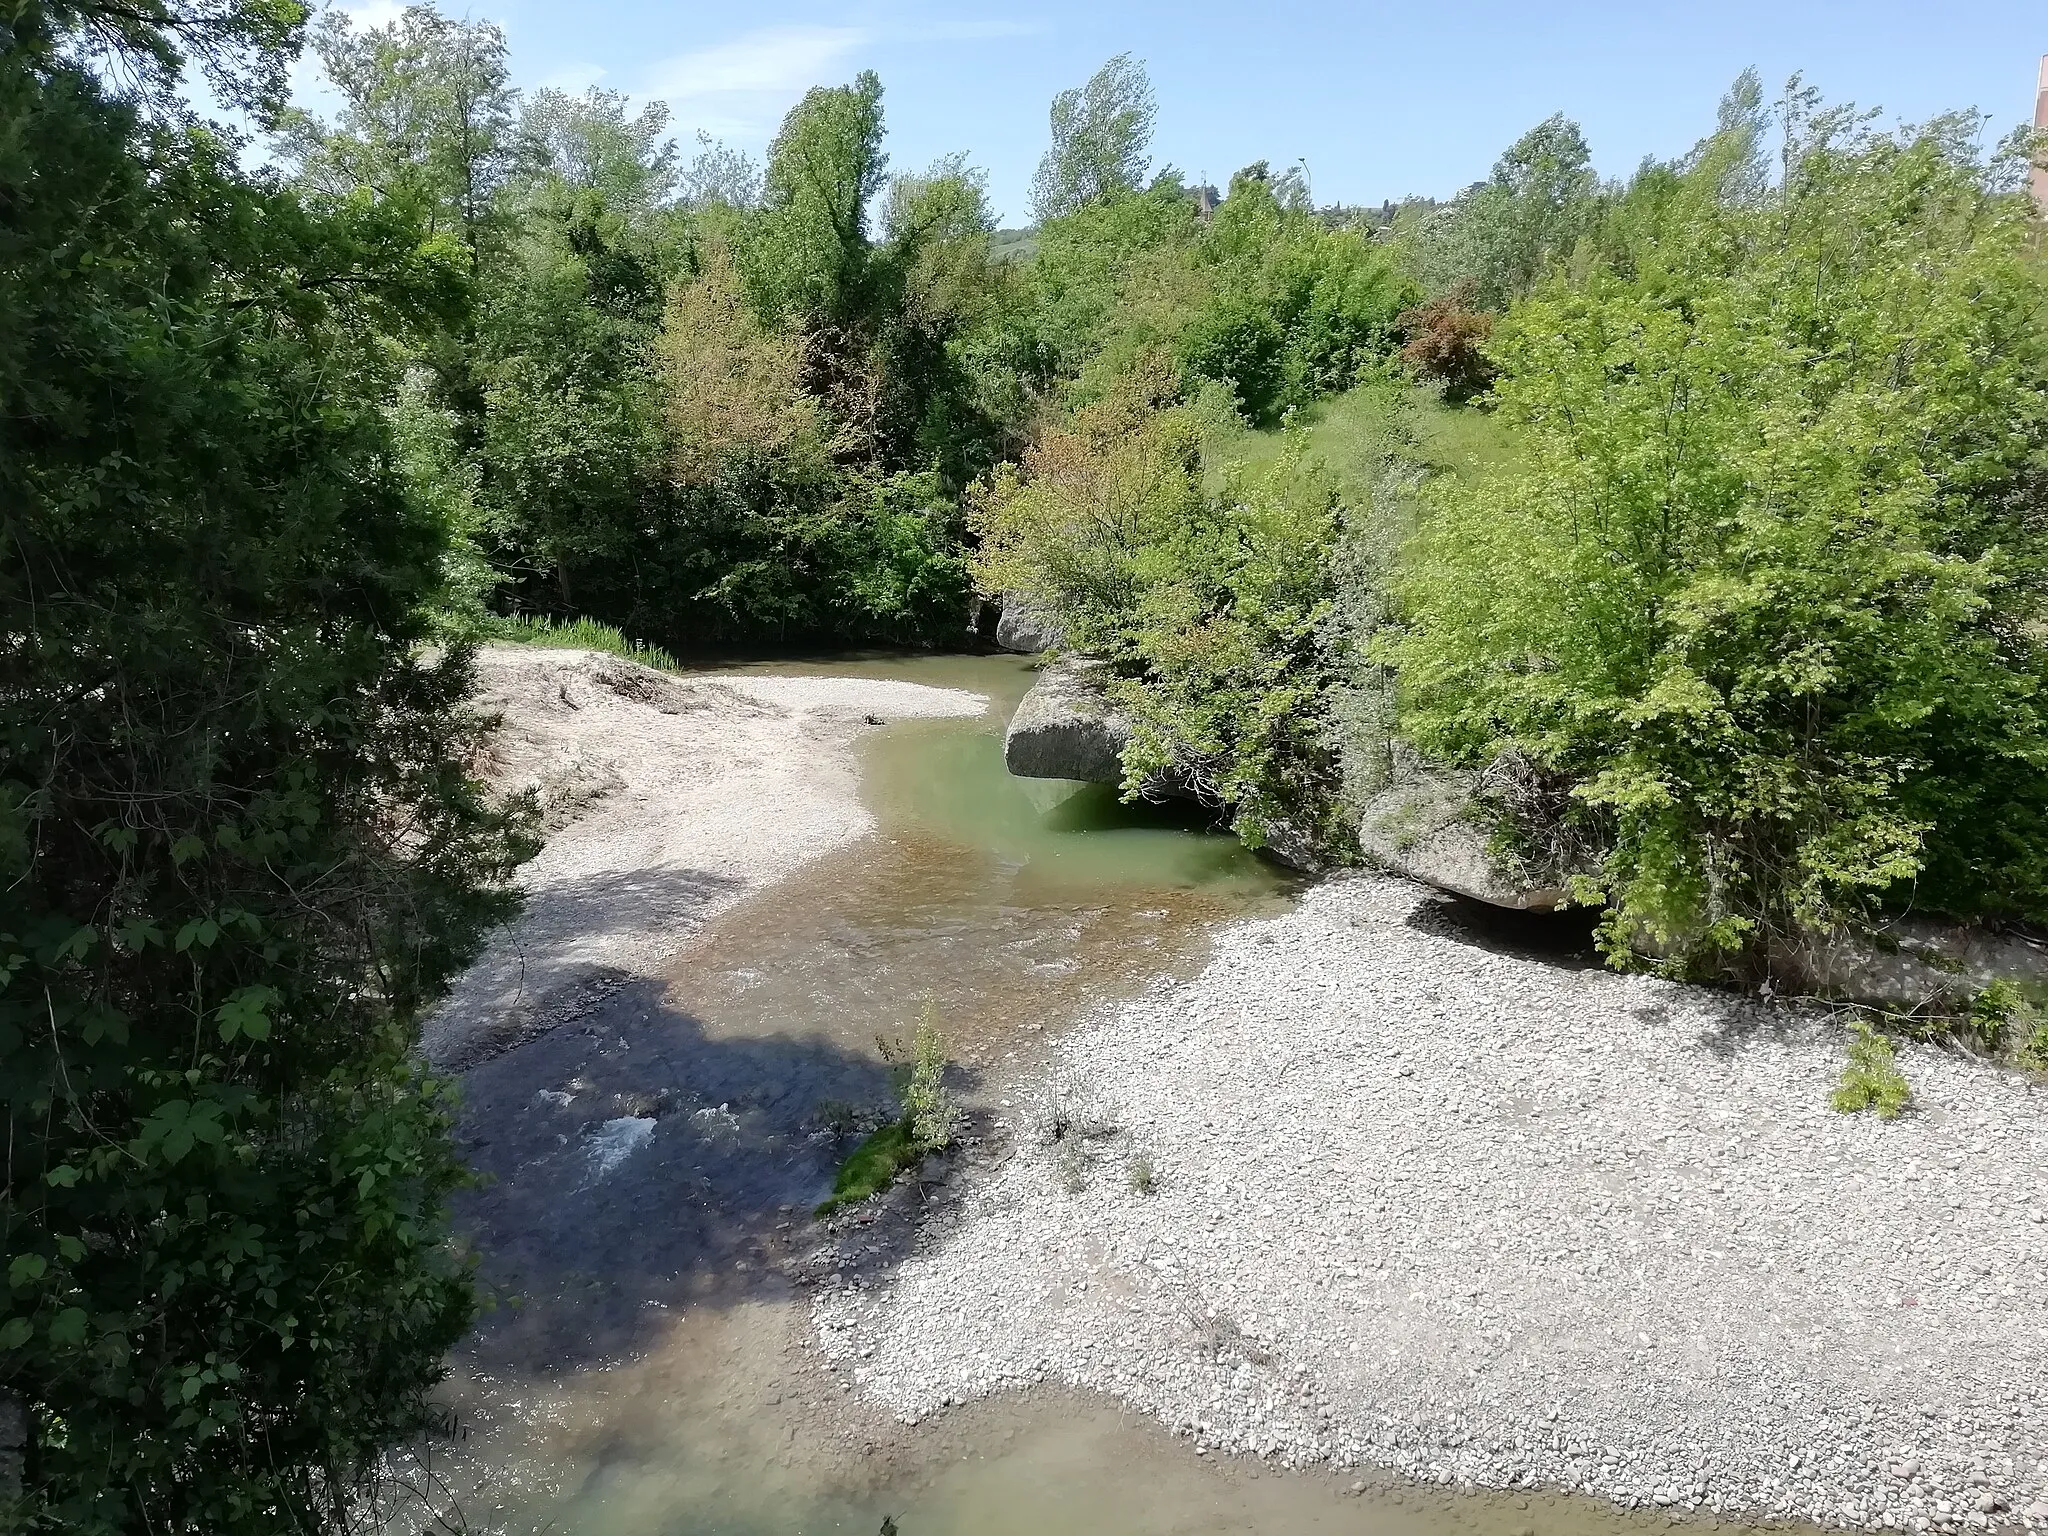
<box><xmin>973</xmin><ymin>370</ymin><xmax>1347</xmax><ymax>846</ymax></box>
<box><xmin>0</xmin><ymin>8</ymin><xmax>534</xmax><ymax>1528</ymax></box>
<box><xmin>1831</xmin><ymin>1024</ymin><xmax>1912</xmax><ymax>1120</ymax></box>
<box><xmin>1385</xmin><ymin>107</ymin><xmax>2048</xmax><ymax>962</ymax></box>
<box><xmin>816</xmin><ymin>1002</ymin><xmax>957</xmax><ymax>1217</ymax></box>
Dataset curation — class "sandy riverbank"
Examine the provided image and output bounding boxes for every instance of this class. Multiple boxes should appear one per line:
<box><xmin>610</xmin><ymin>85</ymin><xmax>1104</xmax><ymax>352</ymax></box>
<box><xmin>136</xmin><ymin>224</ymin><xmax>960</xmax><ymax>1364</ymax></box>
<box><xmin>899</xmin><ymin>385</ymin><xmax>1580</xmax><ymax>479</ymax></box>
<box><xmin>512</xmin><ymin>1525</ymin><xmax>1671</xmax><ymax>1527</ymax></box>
<box><xmin>421</xmin><ymin>646</ymin><xmax>985</xmax><ymax>1070</ymax></box>
<box><xmin>811</xmin><ymin>876</ymin><xmax>2048</xmax><ymax>1532</ymax></box>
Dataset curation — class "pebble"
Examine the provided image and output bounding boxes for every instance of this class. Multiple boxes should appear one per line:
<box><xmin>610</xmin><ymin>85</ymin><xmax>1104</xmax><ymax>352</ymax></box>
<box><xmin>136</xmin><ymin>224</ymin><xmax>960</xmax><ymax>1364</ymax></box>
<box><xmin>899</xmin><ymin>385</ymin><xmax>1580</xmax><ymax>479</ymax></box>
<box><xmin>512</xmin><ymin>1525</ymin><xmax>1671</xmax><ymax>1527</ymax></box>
<box><xmin>810</xmin><ymin>877</ymin><xmax>2048</xmax><ymax>1529</ymax></box>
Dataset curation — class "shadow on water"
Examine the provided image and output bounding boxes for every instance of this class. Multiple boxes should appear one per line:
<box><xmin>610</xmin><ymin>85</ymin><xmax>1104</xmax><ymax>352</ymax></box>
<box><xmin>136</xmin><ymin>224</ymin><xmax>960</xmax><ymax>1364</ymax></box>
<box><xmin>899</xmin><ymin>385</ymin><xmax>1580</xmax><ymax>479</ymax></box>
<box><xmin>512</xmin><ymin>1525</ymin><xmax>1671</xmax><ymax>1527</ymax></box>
<box><xmin>421</xmin><ymin>655</ymin><xmax>1793</xmax><ymax>1536</ymax></box>
<box><xmin>455</xmin><ymin>974</ymin><xmax>909</xmax><ymax>1376</ymax></box>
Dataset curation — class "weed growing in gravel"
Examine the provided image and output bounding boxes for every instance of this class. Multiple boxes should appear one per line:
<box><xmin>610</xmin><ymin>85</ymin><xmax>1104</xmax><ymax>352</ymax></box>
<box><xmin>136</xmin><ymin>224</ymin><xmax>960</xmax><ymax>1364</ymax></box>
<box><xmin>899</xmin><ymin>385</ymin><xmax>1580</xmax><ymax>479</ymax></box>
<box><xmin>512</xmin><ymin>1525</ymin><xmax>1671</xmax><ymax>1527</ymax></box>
<box><xmin>1973</xmin><ymin>979</ymin><xmax>2046</xmax><ymax>1063</ymax></box>
<box><xmin>1127</xmin><ymin>1153</ymin><xmax>1159</xmax><ymax>1194</ymax></box>
<box><xmin>816</xmin><ymin>999</ymin><xmax>960</xmax><ymax>1218</ymax></box>
<box><xmin>1831</xmin><ymin>1022</ymin><xmax>1911</xmax><ymax>1120</ymax></box>
<box><xmin>903</xmin><ymin>999</ymin><xmax>961</xmax><ymax>1152</ymax></box>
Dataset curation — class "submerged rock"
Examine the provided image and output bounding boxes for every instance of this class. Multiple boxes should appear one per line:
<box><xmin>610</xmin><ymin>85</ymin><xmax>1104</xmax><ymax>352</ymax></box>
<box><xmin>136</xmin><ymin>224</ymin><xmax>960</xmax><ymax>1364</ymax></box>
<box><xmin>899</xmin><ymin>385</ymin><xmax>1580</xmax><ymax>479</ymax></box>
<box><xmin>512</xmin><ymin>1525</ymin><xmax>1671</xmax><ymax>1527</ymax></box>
<box><xmin>1003</xmin><ymin>657</ymin><xmax>1129</xmax><ymax>783</ymax></box>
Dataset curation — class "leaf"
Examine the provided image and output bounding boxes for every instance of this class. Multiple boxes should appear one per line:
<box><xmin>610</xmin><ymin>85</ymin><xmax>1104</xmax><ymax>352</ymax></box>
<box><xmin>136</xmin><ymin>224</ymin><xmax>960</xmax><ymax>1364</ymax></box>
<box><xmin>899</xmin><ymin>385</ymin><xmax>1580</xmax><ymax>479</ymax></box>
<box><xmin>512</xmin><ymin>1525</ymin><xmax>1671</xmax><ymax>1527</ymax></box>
<box><xmin>0</xmin><ymin>1317</ymin><xmax>31</xmax><ymax>1350</ymax></box>
<box><xmin>216</xmin><ymin>985</ymin><xmax>279</xmax><ymax>1043</ymax></box>
<box><xmin>8</xmin><ymin>1253</ymin><xmax>46</xmax><ymax>1287</ymax></box>
<box><xmin>170</xmin><ymin>834</ymin><xmax>207</xmax><ymax>865</ymax></box>
<box><xmin>133</xmin><ymin>1099</ymin><xmax>227</xmax><ymax>1165</ymax></box>
<box><xmin>44</xmin><ymin>1165</ymin><xmax>80</xmax><ymax>1188</ymax></box>
<box><xmin>49</xmin><ymin>1307</ymin><xmax>87</xmax><ymax>1346</ymax></box>
<box><xmin>173</xmin><ymin>918</ymin><xmax>221</xmax><ymax>953</ymax></box>
<box><xmin>115</xmin><ymin>918</ymin><xmax>166</xmax><ymax>952</ymax></box>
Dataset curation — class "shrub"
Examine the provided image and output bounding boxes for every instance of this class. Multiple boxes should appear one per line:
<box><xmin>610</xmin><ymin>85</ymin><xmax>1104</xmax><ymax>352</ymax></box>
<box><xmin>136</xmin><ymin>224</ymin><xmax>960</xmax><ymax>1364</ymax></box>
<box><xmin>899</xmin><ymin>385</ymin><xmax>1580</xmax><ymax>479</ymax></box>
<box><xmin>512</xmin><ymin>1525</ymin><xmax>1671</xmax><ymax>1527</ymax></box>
<box><xmin>972</xmin><ymin>370</ymin><xmax>1347</xmax><ymax>846</ymax></box>
<box><xmin>1831</xmin><ymin>1024</ymin><xmax>1912</xmax><ymax>1120</ymax></box>
<box><xmin>1396</xmin><ymin>282</ymin><xmax>1496</xmax><ymax>400</ymax></box>
<box><xmin>1386</xmin><ymin>110</ymin><xmax>2048</xmax><ymax>964</ymax></box>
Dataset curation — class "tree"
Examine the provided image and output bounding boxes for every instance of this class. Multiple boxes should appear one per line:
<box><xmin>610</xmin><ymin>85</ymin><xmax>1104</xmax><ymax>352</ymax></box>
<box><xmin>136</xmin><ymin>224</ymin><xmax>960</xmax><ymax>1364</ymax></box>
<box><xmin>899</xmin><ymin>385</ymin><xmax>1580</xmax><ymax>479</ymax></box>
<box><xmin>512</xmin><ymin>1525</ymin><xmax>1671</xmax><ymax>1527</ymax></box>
<box><xmin>742</xmin><ymin>70</ymin><xmax>890</xmax><ymax>332</ymax></box>
<box><xmin>1029</xmin><ymin>53</ymin><xmax>1158</xmax><ymax>224</ymax></box>
<box><xmin>274</xmin><ymin>3</ymin><xmax>517</xmax><ymax>272</ymax></box>
<box><xmin>1418</xmin><ymin>112</ymin><xmax>1599</xmax><ymax>307</ymax></box>
<box><xmin>1387</xmin><ymin>104</ymin><xmax>2048</xmax><ymax>963</ymax></box>
<box><xmin>516</xmin><ymin>86</ymin><xmax>680</xmax><ymax>216</ymax></box>
<box><xmin>0</xmin><ymin>1</ymin><xmax>532</xmax><ymax>1528</ymax></box>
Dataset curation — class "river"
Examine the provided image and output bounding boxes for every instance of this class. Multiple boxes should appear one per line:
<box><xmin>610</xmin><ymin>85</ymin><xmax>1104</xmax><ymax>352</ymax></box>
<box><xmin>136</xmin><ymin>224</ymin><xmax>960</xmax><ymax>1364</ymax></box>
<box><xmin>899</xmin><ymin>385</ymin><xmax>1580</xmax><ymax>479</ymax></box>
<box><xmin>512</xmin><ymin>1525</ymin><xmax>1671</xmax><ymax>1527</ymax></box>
<box><xmin>398</xmin><ymin>653</ymin><xmax>1765</xmax><ymax>1536</ymax></box>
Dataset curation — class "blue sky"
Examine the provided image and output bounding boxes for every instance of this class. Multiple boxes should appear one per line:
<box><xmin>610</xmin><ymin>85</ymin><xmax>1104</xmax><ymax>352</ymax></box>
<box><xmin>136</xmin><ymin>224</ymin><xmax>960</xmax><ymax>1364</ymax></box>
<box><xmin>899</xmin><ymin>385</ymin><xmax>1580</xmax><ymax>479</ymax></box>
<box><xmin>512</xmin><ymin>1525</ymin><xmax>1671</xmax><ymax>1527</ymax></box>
<box><xmin>297</xmin><ymin>0</ymin><xmax>2048</xmax><ymax>222</ymax></box>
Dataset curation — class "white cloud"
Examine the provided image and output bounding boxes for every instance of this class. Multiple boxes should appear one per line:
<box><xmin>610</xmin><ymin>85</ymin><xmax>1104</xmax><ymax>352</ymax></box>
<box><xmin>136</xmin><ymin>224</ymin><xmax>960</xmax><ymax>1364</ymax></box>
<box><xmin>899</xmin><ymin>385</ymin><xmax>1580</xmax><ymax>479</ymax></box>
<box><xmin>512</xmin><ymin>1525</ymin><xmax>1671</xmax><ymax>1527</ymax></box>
<box><xmin>337</xmin><ymin>0</ymin><xmax>405</xmax><ymax>30</ymax></box>
<box><xmin>646</xmin><ymin>23</ymin><xmax>868</xmax><ymax>107</ymax></box>
<box><xmin>538</xmin><ymin>61</ymin><xmax>608</xmax><ymax>93</ymax></box>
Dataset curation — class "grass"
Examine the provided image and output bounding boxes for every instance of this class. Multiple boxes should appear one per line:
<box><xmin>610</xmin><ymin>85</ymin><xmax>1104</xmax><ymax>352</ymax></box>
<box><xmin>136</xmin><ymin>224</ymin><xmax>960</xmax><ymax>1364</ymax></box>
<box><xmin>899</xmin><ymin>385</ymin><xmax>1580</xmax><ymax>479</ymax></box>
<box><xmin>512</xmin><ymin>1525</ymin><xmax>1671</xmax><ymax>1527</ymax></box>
<box><xmin>491</xmin><ymin>612</ymin><xmax>683</xmax><ymax>673</ymax></box>
<box><xmin>815</xmin><ymin>1118</ymin><xmax>920</xmax><ymax>1217</ymax></box>
<box><xmin>1202</xmin><ymin>380</ymin><xmax>1517</xmax><ymax>506</ymax></box>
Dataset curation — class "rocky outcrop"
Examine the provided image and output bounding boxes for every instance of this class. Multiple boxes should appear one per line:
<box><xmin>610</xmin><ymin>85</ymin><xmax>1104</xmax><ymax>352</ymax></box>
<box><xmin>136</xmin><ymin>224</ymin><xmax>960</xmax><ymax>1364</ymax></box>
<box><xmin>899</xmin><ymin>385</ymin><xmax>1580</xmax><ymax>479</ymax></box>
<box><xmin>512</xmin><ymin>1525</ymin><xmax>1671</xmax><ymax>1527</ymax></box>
<box><xmin>1003</xmin><ymin>657</ymin><xmax>1129</xmax><ymax>783</ymax></box>
<box><xmin>992</xmin><ymin>593</ymin><xmax>1063</xmax><ymax>654</ymax></box>
<box><xmin>1771</xmin><ymin>919</ymin><xmax>2048</xmax><ymax>1013</ymax></box>
<box><xmin>1355</xmin><ymin>755</ymin><xmax>1566</xmax><ymax>910</ymax></box>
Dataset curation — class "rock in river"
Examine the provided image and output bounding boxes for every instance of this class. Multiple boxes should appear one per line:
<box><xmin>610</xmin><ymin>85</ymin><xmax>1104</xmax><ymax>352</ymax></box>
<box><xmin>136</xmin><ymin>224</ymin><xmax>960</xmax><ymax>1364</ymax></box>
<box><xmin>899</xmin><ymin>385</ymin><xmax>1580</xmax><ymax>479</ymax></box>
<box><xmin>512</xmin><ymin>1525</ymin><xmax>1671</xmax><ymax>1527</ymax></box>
<box><xmin>1004</xmin><ymin>657</ymin><xmax>1128</xmax><ymax>783</ymax></box>
<box><xmin>992</xmin><ymin>592</ymin><xmax>1063</xmax><ymax>655</ymax></box>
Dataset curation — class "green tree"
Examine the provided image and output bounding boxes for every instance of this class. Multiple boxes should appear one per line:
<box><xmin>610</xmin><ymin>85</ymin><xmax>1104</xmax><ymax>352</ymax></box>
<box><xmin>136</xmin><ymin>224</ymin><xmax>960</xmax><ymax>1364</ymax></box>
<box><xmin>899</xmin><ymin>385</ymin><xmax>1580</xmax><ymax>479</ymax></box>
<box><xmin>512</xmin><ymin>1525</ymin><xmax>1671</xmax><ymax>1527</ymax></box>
<box><xmin>1029</xmin><ymin>53</ymin><xmax>1158</xmax><ymax>223</ymax></box>
<box><xmin>1412</xmin><ymin>113</ymin><xmax>1600</xmax><ymax>308</ymax></box>
<box><xmin>1387</xmin><ymin>103</ymin><xmax>2048</xmax><ymax>962</ymax></box>
<box><xmin>0</xmin><ymin>1</ymin><xmax>532</xmax><ymax>1528</ymax></box>
<box><xmin>275</xmin><ymin>4</ymin><xmax>517</xmax><ymax>273</ymax></box>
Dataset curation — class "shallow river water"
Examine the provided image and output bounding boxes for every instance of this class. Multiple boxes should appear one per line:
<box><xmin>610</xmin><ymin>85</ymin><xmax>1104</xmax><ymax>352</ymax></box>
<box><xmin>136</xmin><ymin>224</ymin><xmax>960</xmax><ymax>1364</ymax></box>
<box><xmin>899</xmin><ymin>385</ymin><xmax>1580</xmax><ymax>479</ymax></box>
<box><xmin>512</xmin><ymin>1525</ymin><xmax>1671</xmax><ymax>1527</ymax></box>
<box><xmin>412</xmin><ymin>653</ymin><xmax>1773</xmax><ymax>1536</ymax></box>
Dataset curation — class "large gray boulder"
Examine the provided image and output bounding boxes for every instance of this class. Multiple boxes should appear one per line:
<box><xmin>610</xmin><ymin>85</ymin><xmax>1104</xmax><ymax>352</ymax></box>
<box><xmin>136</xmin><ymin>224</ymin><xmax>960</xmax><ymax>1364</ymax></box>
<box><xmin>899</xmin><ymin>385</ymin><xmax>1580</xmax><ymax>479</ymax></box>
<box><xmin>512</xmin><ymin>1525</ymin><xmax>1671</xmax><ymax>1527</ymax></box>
<box><xmin>1770</xmin><ymin>919</ymin><xmax>2048</xmax><ymax>1012</ymax></box>
<box><xmin>993</xmin><ymin>592</ymin><xmax>1063</xmax><ymax>654</ymax></box>
<box><xmin>1004</xmin><ymin>657</ymin><xmax>1129</xmax><ymax>783</ymax></box>
<box><xmin>1355</xmin><ymin>751</ymin><xmax>1567</xmax><ymax>911</ymax></box>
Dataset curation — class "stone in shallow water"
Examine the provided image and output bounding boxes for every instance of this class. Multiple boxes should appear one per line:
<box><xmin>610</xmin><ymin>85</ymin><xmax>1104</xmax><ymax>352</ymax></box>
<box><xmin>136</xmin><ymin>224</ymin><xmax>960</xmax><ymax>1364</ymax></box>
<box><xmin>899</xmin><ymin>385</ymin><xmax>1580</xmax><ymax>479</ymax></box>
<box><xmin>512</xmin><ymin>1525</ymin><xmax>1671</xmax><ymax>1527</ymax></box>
<box><xmin>1003</xmin><ymin>657</ymin><xmax>1129</xmax><ymax>784</ymax></box>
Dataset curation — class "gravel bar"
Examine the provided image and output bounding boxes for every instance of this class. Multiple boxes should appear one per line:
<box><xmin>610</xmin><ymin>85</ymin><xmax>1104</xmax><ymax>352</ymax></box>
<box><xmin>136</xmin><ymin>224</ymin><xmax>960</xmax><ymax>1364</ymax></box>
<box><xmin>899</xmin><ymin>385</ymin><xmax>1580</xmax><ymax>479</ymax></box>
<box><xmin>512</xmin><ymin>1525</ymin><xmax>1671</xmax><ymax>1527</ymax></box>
<box><xmin>423</xmin><ymin>647</ymin><xmax>984</xmax><ymax>1068</ymax></box>
<box><xmin>813</xmin><ymin>876</ymin><xmax>2048</xmax><ymax>1531</ymax></box>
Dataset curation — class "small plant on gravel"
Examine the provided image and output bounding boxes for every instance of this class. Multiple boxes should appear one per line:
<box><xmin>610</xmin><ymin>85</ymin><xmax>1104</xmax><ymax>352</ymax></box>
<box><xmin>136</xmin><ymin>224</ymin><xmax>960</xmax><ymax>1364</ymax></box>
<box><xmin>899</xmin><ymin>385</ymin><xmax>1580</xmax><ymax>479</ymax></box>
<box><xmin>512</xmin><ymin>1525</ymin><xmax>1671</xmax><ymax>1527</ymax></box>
<box><xmin>1054</xmin><ymin>1136</ymin><xmax>1088</xmax><ymax>1194</ymax></box>
<box><xmin>1972</xmin><ymin>980</ymin><xmax>2045</xmax><ymax>1062</ymax></box>
<box><xmin>1127</xmin><ymin>1153</ymin><xmax>1159</xmax><ymax>1194</ymax></box>
<box><xmin>903</xmin><ymin>999</ymin><xmax>961</xmax><ymax>1153</ymax></box>
<box><xmin>1831</xmin><ymin>1022</ymin><xmax>1911</xmax><ymax>1120</ymax></box>
<box><xmin>817</xmin><ymin>1001</ymin><xmax>960</xmax><ymax>1218</ymax></box>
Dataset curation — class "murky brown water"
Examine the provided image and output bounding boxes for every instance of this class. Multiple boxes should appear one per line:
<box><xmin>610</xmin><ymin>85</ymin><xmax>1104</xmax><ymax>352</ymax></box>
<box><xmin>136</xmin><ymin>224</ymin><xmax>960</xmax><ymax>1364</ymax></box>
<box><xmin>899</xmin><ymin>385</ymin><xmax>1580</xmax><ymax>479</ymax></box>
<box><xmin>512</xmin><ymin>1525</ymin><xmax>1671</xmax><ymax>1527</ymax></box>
<box><xmin>406</xmin><ymin>653</ymin><xmax>1778</xmax><ymax>1536</ymax></box>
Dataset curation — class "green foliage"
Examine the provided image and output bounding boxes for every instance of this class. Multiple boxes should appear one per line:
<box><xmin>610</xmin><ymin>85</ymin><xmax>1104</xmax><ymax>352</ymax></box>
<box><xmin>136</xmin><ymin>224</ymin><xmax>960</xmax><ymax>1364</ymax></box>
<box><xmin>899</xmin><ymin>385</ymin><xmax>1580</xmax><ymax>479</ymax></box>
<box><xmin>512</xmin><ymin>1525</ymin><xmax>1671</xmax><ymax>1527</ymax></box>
<box><xmin>1971</xmin><ymin>979</ymin><xmax>2045</xmax><ymax>1056</ymax></box>
<box><xmin>1399</xmin><ymin>113</ymin><xmax>1601</xmax><ymax>309</ymax></box>
<box><xmin>275</xmin><ymin>5</ymin><xmax>517</xmax><ymax>267</ymax></box>
<box><xmin>1022</xmin><ymin>161</ymin><xmax>1414</xmax><ymax>427</ymax></box>
<box><xmin>1831</xmin><ymin>1024</ymin><xmax>1912</xmax><ymax>1119</ymax></box>
<box><xmin>816</xmin><ymin>1001</ymin><xmax>957</xmax><ymax>1218</ymax></box>
<box><xmin>496</xmin><ymin>614</ymin><xmax>682</xmax><ymax>672</ymax></box>
<box><xmin>902</xmin><ymin>1000</ymin><xmax>960</xmax><ymax>1153</ymax></box>
<box><xmin>1</xmin><ymin>7</ymin><xmax>532</xmax><ymax>1528</ymax></box>
<box><xmin>973</xmin><ymin>374</ymin><xmax>1347</xmax><ymax>845</ymax></box>
<box><xmin>814</xmin><ymin>1119</ymin><xmax>919</xmax><ymax>1218</ymax></box>
<box><xmin>1386</xmin><ymin>104</ymin><xmax>2048</xmax><ymax>959</ymax></box>
<box><xmin>1029</xmin><ymin>53</ymin><xmax>1158</xmax><ymax>223</ymax></box>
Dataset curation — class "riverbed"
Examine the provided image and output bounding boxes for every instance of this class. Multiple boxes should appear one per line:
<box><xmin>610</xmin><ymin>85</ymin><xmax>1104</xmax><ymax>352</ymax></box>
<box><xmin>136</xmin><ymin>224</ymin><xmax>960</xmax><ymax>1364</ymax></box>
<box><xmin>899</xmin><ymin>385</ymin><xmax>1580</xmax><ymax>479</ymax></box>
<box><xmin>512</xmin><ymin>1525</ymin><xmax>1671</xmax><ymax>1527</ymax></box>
<box><xmin>396</xmin><ymin>649</ymin><xmax>2030</xmax><ymax>1536</ymax></box>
